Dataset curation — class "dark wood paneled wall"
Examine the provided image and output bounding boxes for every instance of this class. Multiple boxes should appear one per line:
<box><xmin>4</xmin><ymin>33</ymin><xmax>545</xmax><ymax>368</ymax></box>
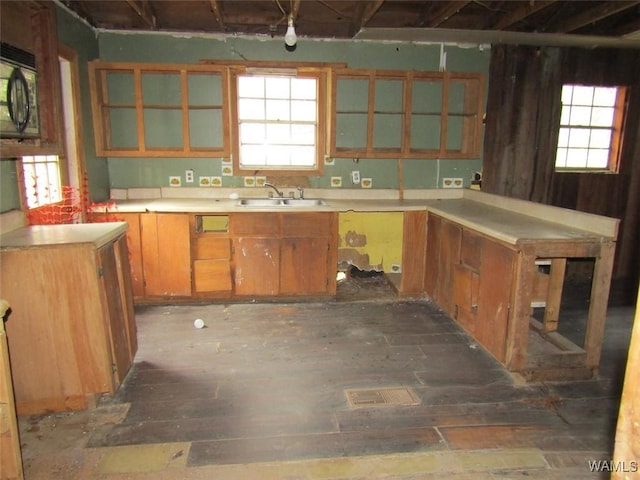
<box><xmin>483</xmin><ymin>45</ymin><xmax>640</xmax><ymax>304</ymax></box>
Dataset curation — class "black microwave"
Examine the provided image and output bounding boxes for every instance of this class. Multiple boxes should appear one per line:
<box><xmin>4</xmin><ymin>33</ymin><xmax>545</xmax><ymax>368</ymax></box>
<box><xmin>1</xmin><ymin>43</ymin><xmax>40</xmax><ymax>139</ymax></box>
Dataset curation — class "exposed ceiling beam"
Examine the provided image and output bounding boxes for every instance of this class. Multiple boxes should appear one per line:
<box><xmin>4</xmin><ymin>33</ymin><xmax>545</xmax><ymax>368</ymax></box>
<box><xmin>492</xmin><ymin>1</ymin><xmax>556</xmax><ymax>30</ymax></box>
<box><xmin>424</xmin><ymin>1</ymin><xmax>472</xmax><ymax>28</ymax></box>
<box><xmin>291</xmin><ymin>0</ymin><xmax>301</xmax><ymax>20</ymax></box>
<box><xmin>356</xmin><ymin>26</ymin><xmax>640</xmax><ymax>49</ymax></box>
<box><xmin>349</xmin><ymin>0</ymin><xmax>384</xmax><ymax>38</ymax></box>
<box><xmin>208</xmin><ymin>0</ymin><xmax>225</xmax><ymax>31</ymax></box>
<box><xmin>553</xmin><ymin>0</ymin><xmax>640</xmax><ymax>33</ymax></box>
<box><xmin>125</xmin><ymin>0</ymin><xmax>156</xmax><ymax>29</ymax></box>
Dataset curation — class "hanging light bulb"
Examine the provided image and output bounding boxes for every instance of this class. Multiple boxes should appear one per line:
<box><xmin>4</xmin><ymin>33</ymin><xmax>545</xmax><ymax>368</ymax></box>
<box><xmin>284</xmin><ymin>15</ymin><xmax>297</xmax><ymax>47</ymax></box>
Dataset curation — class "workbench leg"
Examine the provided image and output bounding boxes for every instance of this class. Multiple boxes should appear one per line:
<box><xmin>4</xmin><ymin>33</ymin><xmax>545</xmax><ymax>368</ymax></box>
<box><xmin>505</xmin><ymin>248</ymin><xmax>537</xmax><ymax>371</ymax></box>
<box><xmin>584</xmin><ymin>242</ymin><xmax>616</xmax><ymax>369</ymax></box>
<box><xmin>543</xmin><ymin>258</ymin><xmax>567</xmax><ymax>332</ymax></box>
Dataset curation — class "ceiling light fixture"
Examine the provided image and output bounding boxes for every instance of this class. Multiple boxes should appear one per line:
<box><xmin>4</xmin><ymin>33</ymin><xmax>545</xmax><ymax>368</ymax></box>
<box><xmin>284</xmin><ymin>15</ymin><xmax>297</xmax><ymax>47</ymax></box>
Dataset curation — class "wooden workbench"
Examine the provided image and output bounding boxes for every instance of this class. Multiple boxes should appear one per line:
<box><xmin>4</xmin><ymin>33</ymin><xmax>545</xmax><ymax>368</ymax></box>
<box><xmin>424</xmin><ymin>191</ymin><xmax>619</xmax><ymax>381</ymax></box>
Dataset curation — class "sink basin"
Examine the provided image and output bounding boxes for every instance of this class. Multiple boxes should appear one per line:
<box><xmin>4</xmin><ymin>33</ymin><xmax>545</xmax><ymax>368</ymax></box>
<box><xmin>282</xmin><ymin>198</ymin><xmax>327</xmax><ymax>206</ymax></box>
<box><xmin>237</xmin><ymin>198</ymin><xmax>328</xmax><ymax>208</ymax></box>
<box><xmin>238</xmin><ymin>198</ymin><xmax>285</xmax><ymax>207</ymax></box>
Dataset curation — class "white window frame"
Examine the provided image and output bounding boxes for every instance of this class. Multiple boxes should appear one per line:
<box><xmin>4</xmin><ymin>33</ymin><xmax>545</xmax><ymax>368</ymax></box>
<box><xmin>231</xmin><ymin>67</ymin><xmax>326</xmax><ymax>176</ymax></box>
<box><xmin>20</xmin><ymin>155</ymin><xmax>63</xmax><ymax>208</ymax></box>
<box><xmin>555</xmin><ymin>84</ymin><xmax>627</xmax><ymax>173</ymax></box>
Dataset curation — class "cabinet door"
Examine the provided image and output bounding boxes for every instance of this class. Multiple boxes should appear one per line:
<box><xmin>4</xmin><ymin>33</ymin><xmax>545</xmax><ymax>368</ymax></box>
<box><xmin>437</xmin><ymin>219</ymin><xmax>462</xmax><ymax>317</ymax></box>
<box><xmin>140</xmin><ymin>213</ymin><xmax>191</xmax><ymax>297</ymax></box>
<box><xmin>424</xmin><ymin>214</ymin><xmax>442</xmax><ymax>300</ymax></box>
<box><xmin>232</xmin><ymin>237</ymin><xmax>280</xmax><ymax>296</ymax></box>
<box><xmin>475</xmin><ymin>239</ymin><xmax>515</xmax><ymax>363</ymax></box>
<box><xmin>280</xmin><ymin>237</ymin><xmax>331</xmax><ymax>295</ymax></box>
<box><xmin>118</xmin><ymin>213</ymin><xmax>144</xmax><ymax>298</ymax></box>
<box><xmin>98</xmin><ymin>243</ymin><xmax>132</xmax><ymax>387</ymax></box>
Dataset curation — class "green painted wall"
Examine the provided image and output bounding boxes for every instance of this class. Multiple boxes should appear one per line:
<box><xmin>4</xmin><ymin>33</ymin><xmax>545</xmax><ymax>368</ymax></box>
<box><xmin>56</xmin><ymin>6</ymin><xmax>110</xmax><ymax>201</ymax></box>
<box><xmin>0</xmin><ymin>161</ymin><xmax>21</xmax><ymax>213</ymax></box>
<box><xmin>97</xmin><ymin>32</ymin><xmax>489</xmax><ymax>192</ymax></box>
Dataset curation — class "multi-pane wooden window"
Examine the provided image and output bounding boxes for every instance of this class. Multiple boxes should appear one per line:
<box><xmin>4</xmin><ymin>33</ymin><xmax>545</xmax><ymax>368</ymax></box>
<box><xmin>236</xmin><ymin>75</ymin><xmax>318</xmax><ymax>170</ymax></box>
<box><xmin>230</xmin><ymin>67</ymin><xmax>327</xmax><ymax>175</ymax></box>
<box><xmin>555</xmin><ymin>85</ymin><xmax>627</xmax><ymax>172</ymax></box>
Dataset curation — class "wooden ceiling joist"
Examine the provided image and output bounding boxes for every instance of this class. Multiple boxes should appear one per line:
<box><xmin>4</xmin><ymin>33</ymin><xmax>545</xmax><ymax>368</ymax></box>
<box><xmin>350</xmin><ymin>0</ymin><xmax>385</xmax><ymax>37</ymax></box>
<box><xmin>553</xmin><ymin>0</ymin><xmax>640</xmax><ymax>33</ymax></box>
<box><xmin>492</xmin><ymin>1</ymin><xmax>556</xmax><ymax>30</ymax></box>
<box><xmin>424</xmin><ymin>0</ymin><xmax>472</xmax><ymax>28</ymax></box>
<box><xmin>208</xmin><ymin>0</ymin><xmax>225</xmax><ymax>30</ymax></box>
<box><xmin>291</xmin><ymin>0</ymin><xmax>301</xmax><ymax>21</ymax></box>
<box><xmin>125</xmin><ymin>0</ymin><xmax>156</xmax><ymax>29</ymax></box>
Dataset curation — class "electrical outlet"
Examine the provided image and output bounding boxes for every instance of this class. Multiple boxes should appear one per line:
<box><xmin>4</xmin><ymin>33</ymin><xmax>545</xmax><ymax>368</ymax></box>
<box><xmin>351</xmin><ymin>170</ymin><xmax>361</xmax><ymax>184</ymax></box>
<box><xmin>442</xmin><ymin>177</ymin><xmax>463</xmax><ymax>188</ymax></box>
<box><xmin>185</xmin><ymin>169</ymin><xmax>194</xmax><ymax>183</ymax></box>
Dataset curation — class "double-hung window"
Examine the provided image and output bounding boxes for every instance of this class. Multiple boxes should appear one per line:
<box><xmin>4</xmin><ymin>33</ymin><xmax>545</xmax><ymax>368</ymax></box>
<box><xmin>233</xmin><ymin>69</ymin><xmax>325</xmax><ymax>174</ymax></box>
<box><xmin>555</xmin><ymin>84</ymin><xmax>627</xmax><ymax>172</ymax></box>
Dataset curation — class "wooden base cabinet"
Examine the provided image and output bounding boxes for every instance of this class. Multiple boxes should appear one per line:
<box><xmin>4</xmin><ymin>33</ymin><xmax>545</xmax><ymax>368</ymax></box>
<box><xmin>230</xmin><ymin>212</ymin><xmax>338</xmax><ymax>297</ymax></box>
<box><xmin>0</xmin><ymin>229</ymin><xmax>137</xmax><ymax>415</ymax></box>
<box><xmin>140</xmin><ymin>213</ymin><xmax>191</xmax><ymax>298</ymax></box>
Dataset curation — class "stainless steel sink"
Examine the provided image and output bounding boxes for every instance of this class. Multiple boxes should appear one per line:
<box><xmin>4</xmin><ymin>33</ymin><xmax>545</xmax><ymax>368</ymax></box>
<box><xmin>282</xmin><ymin>198</ymin><xmax>327</xmax><ymax>206</ymax></box>
<box><xmin>238</xmin><ymin>198</ymin><xmax>285</xmax><ymax>207</ymax></box>
<box><xmin>237</xmin><ymin>198</ymin><xmax>328</xmax><ymax>207</ymax></box>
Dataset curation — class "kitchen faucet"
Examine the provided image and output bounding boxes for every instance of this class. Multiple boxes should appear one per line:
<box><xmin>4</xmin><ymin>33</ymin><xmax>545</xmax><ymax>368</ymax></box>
<box><xmin>264</xmin><ymin>182</ymin><xmax>283</xmax><ymax>198</ymax></box>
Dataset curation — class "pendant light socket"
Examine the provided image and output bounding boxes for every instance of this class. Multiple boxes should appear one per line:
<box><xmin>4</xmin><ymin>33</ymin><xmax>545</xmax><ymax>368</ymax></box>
<box><xmin>284</xmin><ymin>15</ymin><xmax>297</xmax><ymax>47</ymax></box>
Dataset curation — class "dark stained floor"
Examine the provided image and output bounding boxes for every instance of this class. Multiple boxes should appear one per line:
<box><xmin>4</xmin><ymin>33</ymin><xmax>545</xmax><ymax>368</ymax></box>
<box><xmin>83</xmin><ymin>276</ymin><xmax>634</xmax><ymax>472</ymax></box>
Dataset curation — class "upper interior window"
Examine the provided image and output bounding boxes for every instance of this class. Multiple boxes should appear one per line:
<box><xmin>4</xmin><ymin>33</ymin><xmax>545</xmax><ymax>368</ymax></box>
<box><xmin>555</xmin><ymin>84</ymin><xmax>627</xmax><ymax>173</ymax></box>
<box><xmin>235</xmin><ymin>71</ymin><xmax>323</xmax><ymax>173</ymax></box>
<box><xmin>21</xmin><ymin>155</ymin><xmax>62</xmax><ymax>208</ymax></box>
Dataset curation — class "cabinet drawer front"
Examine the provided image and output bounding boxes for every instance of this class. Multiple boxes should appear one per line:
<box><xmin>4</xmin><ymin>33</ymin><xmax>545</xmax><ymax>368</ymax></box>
<box><xmin>193</xmin><ymin>259</ymin><xmax>232</xmax><ymax>292</ymax></box>
<box><xmin>282</xmin><ymin>212</ymin><xmax>333</xmax><ymax>237</ymax></box>
<box><xmin>230</xmin><ymin>213</ymin><xmax>280</xmax><ymax>235</ymax></box>
<box><xmin>195</xmin><ymin>236</ymin><xmax>230</xmax><ymax>259</ymax></box>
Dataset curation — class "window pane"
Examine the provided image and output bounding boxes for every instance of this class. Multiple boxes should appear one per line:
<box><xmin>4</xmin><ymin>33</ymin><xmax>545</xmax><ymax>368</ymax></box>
<box><xmin>266</xmin><ymin>99</ymin><xmax>290</xmax><ymax>120</ymax></box>
<box><xmin>239</xmin><ymin>99</ymin><xmax>264</xmax><ymax>120</ymax></box>
<box><xmin>561</xmin><ymin>85</ymin><xmax>574</xmax><ymax>105</ymax></box>
<box><xmin>555</xmin><ymin>148</ymin><xmax>568</xmax><ymax>168</ymax></box>
<box><xmin>593</xmin><ymin>87</ymin><xmax>617</xmax><ymax>106</ymax></box>
<box><xmin>569</xmin><ymin>106</ymin><xmax>592</xmax><ymax>126</ymax></box>
<box><xmin>572</xmin><ymin>86</ymin><xmax>594</xmax><ymax>105</ymax></box>
<box><xmin>239</xmin><ymin>76</ymin><xmax>264</xmax><ymax>97</ymax></box>
<box><xmin>560</xmin><ymin>106</ymin><xmax>571</xmax><ymax>125</ymax></box>
<box><xmin>266</xmin><ymin>77</ymin><xmax>290</xmax><ymax>99</ymax></box>
<box><xmin>266</xmin><ymin>123</ymin><xmax>291</xmax><ymax>143</ymax></box>
<box><xmin>591</xmin><ymin>107</ymin><xmax>614</xmax><ymax>127</ymax></box>
<box><xmin>238</xmin><ymin>73</ymin><xmax>318</xmax><ymax>170</ymax></box>
<box><xmin>587</xmin><ymin>149</ymin><xmax>608</xmax><ymax>169</ymax></box>
<box><xmin>558</xmin><ymin>127</ymin><xmax>570</xmax><ymax>147</ymax></box>
<box><xmin>241</xmin><ymin>145</ymin><xmax>266</xmax><ymax>165</ymax></box>
<box><xmin>291</xmin><ymin>100</ymin><xmax>315</xmax><ymax>121</ymax></box>
<box><xmin>291</xmin><ymin>78</ymin><xmax>316</xmax><ymax>100</ymax></box>
<box><xmin>566</xmin><ymin>148</ymin><xmax>586</xmax><ymax>168</ymax></box>
<box><xmin>291</xmin><ymin>124</ymin><xmax>315</xmax><ymax>145</ymax></box>
<box><xmin>568</xmin><ymin>128</ymin><xmax>590</xmax><ymax>148</ymax></box>
<box><xmin>589</xmin><ymin>129</ymin><xmax>611</xmax><ymax>149</ymax></box>
<box><xmin>240</xmin><ymin>123</ymin><xmax>265</xmax><ymax>143</ymax></box>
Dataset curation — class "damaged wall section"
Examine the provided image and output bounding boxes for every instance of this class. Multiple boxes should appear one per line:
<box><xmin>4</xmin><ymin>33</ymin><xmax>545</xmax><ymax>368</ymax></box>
<box><xmin>338</xmin><ymin>212</ymin><xmax>403</xmax><ymax>273</ymax></box>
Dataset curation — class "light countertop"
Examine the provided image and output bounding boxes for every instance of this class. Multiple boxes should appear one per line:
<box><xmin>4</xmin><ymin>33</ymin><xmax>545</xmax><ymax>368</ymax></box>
<box><xmin>0</xmin><ymin>222</ymin><xmax>128</xmax><ymax>249</ymax></box>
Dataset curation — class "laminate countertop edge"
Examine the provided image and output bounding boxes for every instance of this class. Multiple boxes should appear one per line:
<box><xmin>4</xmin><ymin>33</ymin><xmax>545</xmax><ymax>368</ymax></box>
<box><xmin>0</xmin><ymin>222</ymin><xmax>129</xmax><ymax>249</ymax></box>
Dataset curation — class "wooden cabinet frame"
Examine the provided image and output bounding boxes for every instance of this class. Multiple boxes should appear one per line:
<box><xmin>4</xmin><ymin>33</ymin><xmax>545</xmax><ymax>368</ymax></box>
<box><xmin>1</xmin><ymin>1</ymin><xmax>64</xmax><ymax>157</ymax></box>
<box><xmin>89</xmin><ymin>61</ymin><xmax>230</xmax><ymax>157</ymax></box>
<box><xmin>331</xmin><ymin>69</ymin><xmax>484</xmax><ymax>159</ymax></box>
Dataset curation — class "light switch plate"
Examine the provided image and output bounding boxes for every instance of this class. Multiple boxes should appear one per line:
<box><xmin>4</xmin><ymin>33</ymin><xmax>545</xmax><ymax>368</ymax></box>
<box><xmin>351</xmin><ymin>171</ymin><xmax>361</xmax><ymax>184</ymax></box>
